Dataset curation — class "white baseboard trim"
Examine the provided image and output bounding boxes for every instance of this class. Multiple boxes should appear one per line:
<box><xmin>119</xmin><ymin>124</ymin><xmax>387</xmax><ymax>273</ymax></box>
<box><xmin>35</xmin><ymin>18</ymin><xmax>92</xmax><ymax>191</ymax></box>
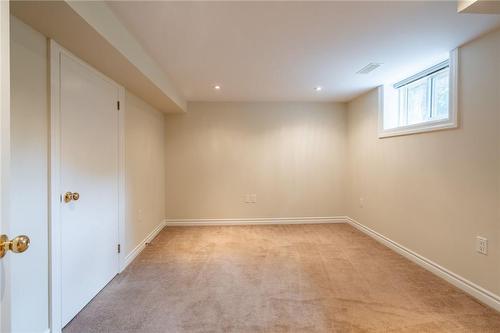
<box><xmin>346</xmin><ymin>217</ymin><xmax>500</xmax><ymax>312</ymax></box>
<box><xmin>120</xmin><ymin>220</ymin><xmax>166</xmax><ymax>272</ymax></box>
<box><xmin>164</xmin><ymin>216</ymin><xmax>348</xmax><ymax>226</ymax></box>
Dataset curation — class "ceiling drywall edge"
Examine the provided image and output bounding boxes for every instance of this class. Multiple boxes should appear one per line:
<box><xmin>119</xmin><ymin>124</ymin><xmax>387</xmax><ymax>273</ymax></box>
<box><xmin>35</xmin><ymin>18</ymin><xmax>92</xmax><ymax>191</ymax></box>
<box><xmin>458</xmin><ymin>0</ymin><xmax>500</xmax><ymax>14</ymax></box>
<box><xmin>11</xmin><ymin>1</ymin><xmax>186</xmax><ymax>113</ymax></box>
<box><xmin>458</xmin><ymin>0</ymin><xmax>478</xmax><ymax>12</ymax></box>
<box><xmin>66</xmin><ymin>1</ymin><xmax>186</xmax><ymax>112</ymax></box>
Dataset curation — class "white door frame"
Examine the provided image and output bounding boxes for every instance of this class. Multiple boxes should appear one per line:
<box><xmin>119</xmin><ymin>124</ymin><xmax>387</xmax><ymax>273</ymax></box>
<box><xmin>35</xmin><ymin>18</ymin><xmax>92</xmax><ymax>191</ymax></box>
<box><xmin>49</xmin><ymin>40</ymin><xmax>126</xmax><ymax>333</ymax></box>
<box><xmin>0</xmin><ymin>2</ymin><xmax>10</xmax><ymax>332</ymax></box>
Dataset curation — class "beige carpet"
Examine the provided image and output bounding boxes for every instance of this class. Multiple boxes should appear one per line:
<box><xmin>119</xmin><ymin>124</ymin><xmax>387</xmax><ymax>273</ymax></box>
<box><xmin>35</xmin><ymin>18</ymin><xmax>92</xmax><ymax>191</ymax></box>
<box><xmin>63</xmin><ymin>224</ymin><xmax>500</xmax><ymax>333</ymax></box>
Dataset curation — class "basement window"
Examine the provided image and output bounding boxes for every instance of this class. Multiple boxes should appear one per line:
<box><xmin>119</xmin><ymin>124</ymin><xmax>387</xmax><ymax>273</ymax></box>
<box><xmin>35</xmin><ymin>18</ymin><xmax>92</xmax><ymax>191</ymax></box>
<box><xmin>378</xmin><ymin>49</ymin><xmax>458</xmax><ymax>138</ymax></box>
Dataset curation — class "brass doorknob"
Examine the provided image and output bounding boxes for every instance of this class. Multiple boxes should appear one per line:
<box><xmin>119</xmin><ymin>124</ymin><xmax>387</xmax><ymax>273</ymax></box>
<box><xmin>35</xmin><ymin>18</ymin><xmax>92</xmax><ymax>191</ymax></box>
<box><xmin>64</xmin><ymin>192</ymin><xmax>80</xmax><ymax>203</ymax></box>
<box><xmin>64</xmin><ymin>192</ymin><xmax>73</xmax><ymax>203</ymax></box>
<box><xmin>0</xmin><ymin>234</ymin><xmax>30</xmax><ymax>258</ymax></box>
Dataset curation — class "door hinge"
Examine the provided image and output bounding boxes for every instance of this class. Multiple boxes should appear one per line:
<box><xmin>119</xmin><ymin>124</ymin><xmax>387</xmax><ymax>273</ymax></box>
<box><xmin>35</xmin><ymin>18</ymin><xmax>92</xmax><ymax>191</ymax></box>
<box><xmin>117</xmin><ymin>244</ymin><xmax>121</xmax><ymax>254</ymax></box>
<box><xmin>117</xmin><ymin>101</ymin><xmax>120</xmax><ymax>110</ymax></box>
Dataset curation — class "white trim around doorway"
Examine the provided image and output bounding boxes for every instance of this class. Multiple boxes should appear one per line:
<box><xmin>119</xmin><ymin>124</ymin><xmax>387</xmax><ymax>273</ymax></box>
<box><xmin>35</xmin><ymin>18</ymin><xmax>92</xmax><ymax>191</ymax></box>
<box><xmin>49</xmin><ymin>40</ymin><xmax>125</xmax><ymax>333</ymax></box>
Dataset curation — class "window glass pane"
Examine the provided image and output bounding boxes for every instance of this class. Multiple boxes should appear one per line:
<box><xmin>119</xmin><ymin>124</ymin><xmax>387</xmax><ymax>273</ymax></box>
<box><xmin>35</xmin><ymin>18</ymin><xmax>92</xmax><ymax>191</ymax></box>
<box><xmin>431</xmin><ymin>69</ymin><xmax>449</xmax><ymax>120</ymax></box>
<box><xmin>406</xmin><ymin>78</ymin><xmax>429</xmax><ymax>125</ymax></box>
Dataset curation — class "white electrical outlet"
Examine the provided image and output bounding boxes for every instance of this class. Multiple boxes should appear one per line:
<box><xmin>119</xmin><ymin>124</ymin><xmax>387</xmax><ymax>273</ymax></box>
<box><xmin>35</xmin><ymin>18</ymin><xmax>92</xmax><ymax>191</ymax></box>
<box><xmin>245</xmin><ymin>194</ymin><xmax>257</xmax><ymax>203</ymax></box>
<box><xmin>476</xmin><ymin>236</ymin><xmax>488</xmax><ymax>255</ymax></box>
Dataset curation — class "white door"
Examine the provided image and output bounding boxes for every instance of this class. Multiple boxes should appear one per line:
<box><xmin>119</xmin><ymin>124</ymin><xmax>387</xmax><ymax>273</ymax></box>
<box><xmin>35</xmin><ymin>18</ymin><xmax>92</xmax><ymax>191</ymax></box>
<box><xmin>57</xmin><ymin>46</ymin><xmax>121</xmax><ymax>327</ymax></box>
<box><xmin>4</xmin><ymin>9</ymin><xmax>49</xmax><ymax>333</ymax></box>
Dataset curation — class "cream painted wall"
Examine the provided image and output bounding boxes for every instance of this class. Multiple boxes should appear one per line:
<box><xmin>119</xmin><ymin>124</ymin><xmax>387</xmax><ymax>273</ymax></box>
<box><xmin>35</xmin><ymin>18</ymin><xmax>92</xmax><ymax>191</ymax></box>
<box><xmin>10</xmin><ymin>16</ymin><xmax>49</xmax><ymax>332</ymax></box>
<box><xmin>165</xmin><ymin>102</ymin><xmax>347</xmax><ymax>219</ymax></box>
<box><xmin>346</xmin><ymin>29</ymin><xmax>500</xmax><ymax>295</ymax></box>
<box><xmin>9</xmin><ymin>8</ymin><xmax>500</xmax><ymax>322</ymax></box>
<box><xmin>124</xmin><ymin>91</ymin><xmax>166</xmax><ymax>255</ymax></box>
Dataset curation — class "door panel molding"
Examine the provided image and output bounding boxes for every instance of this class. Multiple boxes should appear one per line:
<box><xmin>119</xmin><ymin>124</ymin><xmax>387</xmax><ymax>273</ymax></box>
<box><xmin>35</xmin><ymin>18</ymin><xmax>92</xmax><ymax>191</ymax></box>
<box><xmin>49</xmin><ymin>40</ymin><xmax>125</xmax><ymax>333</ymax></box>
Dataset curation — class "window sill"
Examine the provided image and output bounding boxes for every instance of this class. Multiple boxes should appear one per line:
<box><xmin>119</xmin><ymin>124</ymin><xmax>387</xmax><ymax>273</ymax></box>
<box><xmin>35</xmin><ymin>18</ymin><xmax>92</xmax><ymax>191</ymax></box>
<box><xmin>378</xmin><ymin>119</ymin><xmax>458</xmax><ymax>138</ymax></box>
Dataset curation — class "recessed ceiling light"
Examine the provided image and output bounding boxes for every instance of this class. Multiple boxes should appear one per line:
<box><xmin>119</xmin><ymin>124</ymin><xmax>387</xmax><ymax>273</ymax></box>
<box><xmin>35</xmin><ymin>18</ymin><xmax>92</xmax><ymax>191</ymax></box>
<box><xmin>315</xmin><ymin>86</ymin><xmax>323</xmax><ymax>91</ymax></box>
<box><xmin>214</xmin><ymin>85</ymin><xmax>221</xmax><ymax>90</ymax></box>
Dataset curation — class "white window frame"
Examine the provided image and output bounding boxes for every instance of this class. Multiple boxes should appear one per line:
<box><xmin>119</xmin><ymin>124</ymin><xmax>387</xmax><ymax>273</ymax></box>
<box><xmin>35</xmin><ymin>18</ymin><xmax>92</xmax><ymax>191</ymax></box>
<box><xmin>378</xmin><ymin>49</ymin><xmax>458</xmax><ymax>138</ymax></box>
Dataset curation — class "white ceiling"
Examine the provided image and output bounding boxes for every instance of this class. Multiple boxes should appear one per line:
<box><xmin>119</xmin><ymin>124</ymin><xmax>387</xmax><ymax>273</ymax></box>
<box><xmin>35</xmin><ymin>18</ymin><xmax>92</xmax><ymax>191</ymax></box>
<box><xmin>107</xmin><ymin>1</ymin><xmax>500</xmax><ymax>102</ymax></box>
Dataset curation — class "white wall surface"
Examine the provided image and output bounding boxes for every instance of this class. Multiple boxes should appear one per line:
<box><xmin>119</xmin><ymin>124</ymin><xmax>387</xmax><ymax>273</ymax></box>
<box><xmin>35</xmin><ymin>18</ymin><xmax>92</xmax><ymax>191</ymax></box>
<box><xmin>124</xmin><ymin>91</ymin><xmax>166</xmax><ymax>255</ymax></box>
<box><xmin>346</xmin><ymin>29</ymin><xmax>500</xmax><ymax>295</ymax></box>
<box><xmin>10</xmin><ymin>16</ymin><xmax>49</xmax><ymax>333</ymax></box>
<box><xmin>165</xmin><ymin>102</ymin><xmax>348</xmax><ymax>219</ymax></box>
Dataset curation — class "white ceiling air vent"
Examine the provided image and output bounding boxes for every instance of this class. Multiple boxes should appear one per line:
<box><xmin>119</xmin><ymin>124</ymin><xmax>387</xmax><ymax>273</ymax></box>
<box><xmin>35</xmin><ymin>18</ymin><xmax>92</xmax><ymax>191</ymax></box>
<box><xmin>356</xmin><ymin>63</ymin><xmax>382</xmax><ymax>74</ymax></box>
